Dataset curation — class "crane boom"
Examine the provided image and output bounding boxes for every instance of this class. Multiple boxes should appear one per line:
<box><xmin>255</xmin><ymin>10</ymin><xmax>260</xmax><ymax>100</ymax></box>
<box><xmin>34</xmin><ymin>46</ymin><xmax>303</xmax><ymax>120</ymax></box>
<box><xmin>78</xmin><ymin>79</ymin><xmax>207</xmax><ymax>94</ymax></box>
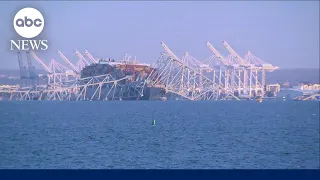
<box><xmin>184</xmin><ymin>52</ymin><xmax>204</xmax><ymax>68</ymax></box>
<box><xmin>50</xmin><ymin>59</ymin><xmax>68</xmax><ymax>73</ymax></box>
<box><xmin>52</xmin><ymin>59</ymin><xmax>68</xmax><ymax>71</ymax></box>
<box><xmin>76</xmin><ymin>58</ymin><xmax>85</xmax><ymax>71</ymax></box>
<box><xmin>30</xmin><ymin>51</ymin><xmax>52</xmax><ymax>73</ymax></box>
<box><xmin>160</xmin><ymin>42</ymin><xmax>182</xmax><ymax>63</ymax></box>
<box><xmin>75</xmin><ymin>50</ymin><xmax>90</xmax><ymax>65</ymax></box>
<box><xmin>222</xmin><ymin>41</ymin><xmax>248</xmax><ymax>66</ymax></box>
<box><xmin>206</xmin><ymin>41</ymin><xmax>230</xmax><ymax>66</ymax></box>
<box><xmin>57</xmin><ymin>50</ymin><xmax>78</xmax><ymax>73</ymax></box>
<box><xmin>84</xmin><ymin>50</ymin><xmax>98</xmax><ymax>63</ymax></box>
<box><xmin>245</xmin><ymin>51</ymin><xmax>266</xmax><ymax>65</ymax></box>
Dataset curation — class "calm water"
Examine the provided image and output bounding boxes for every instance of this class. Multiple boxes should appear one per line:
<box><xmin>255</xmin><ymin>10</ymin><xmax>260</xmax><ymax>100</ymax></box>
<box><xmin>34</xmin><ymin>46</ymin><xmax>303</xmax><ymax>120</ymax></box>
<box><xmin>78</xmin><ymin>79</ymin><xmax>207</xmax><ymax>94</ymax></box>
<box><xmin>0</xmin><ymin>100</ymin><xmax>319</xmax><ymax>169</ymax></box>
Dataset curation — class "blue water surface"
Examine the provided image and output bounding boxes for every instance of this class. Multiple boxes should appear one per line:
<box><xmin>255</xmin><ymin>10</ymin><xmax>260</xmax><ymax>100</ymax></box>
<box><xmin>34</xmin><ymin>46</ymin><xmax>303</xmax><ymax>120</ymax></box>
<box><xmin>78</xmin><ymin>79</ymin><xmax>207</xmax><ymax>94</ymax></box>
<box><xmin>0</xmin><ymin>100</ymin><xmax>319</xmax><ymax>169</ymax></box>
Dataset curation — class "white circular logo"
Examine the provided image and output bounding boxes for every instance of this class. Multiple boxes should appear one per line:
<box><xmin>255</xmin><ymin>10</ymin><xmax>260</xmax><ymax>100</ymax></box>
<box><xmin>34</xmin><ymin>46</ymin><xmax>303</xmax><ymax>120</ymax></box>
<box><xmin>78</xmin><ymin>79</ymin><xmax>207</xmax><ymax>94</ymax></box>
<box><xmin>13</xmin><ymin>7</ymin><xmax>44</xmax><ymax>38</ymax></box>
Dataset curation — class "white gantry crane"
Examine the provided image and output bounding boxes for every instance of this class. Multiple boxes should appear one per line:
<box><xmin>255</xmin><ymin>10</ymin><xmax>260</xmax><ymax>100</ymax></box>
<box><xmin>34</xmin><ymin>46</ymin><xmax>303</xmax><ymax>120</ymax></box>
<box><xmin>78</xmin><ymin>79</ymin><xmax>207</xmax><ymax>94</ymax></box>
<box><xmin>4</xmin><ymin>42</ymin><xmax>277</xmax><ymax>102</ymax></box>
<box><xmin>244</xmin><ymin>51</ymin><xmax>279</xmax><ymax>95</ymax></box>
<box><xmin>160</xmin><ymin>42</ymin><xmax>182</xmax><ymax>63</ymax></box>
<box><xmin>30</xmin><ymin>51</ymin><xmax>52</xmax><ymax>74</ymax></box>
<box><xmin>222</xmin><ymin>41</ymin><xmax>249</xmax><ymax>67</ymax></box>
<box><xmin>205</xmin><ymin>41</ymin><xmax>239</xmax><ymax>95</ymax></box>
<box><xmin>206</xmin><ymin>41</ymin><xmax>232</xmax><ymax>67</ymax></box>
<box><xmin>76</xmin><ymin>58</ymin><xmax>86</xmax><ymax>72</ymax></box>
<box><xmin>222</xmin><ymin>41</ymin><xmax>259</xmax><ymax>97</ymax></box>
<box><xmin>149</xmin><ymin>42</ymin><xmax>239</xmax><ymax>100</ymax></box>
<box><xmin>48</xmin><ymin>59</ymin><xmax>69</xmax><ymax>73</ymax></box>
<box><xmin>57</xmin><ymin>50</ymin><xmax>79</xmax><ymax>74</ymax></box>
<box><xmin>182</xmin><ymin>52</ymin><xmax>210</xmax><ymax>91</ymax></box>
<box><xmin>75</xmin><ymin>49</ymin><xmax>90</xmax><ymax>66</ymax></box>
<box><xmin>84</xmin><ymin>50</ymin><xmax>98</xmax><ymax>64</ymax></box>
<box><xmin>30</xmin><ymin>51</ymin><xmax>75</xmax><ymax>85</ymax></box>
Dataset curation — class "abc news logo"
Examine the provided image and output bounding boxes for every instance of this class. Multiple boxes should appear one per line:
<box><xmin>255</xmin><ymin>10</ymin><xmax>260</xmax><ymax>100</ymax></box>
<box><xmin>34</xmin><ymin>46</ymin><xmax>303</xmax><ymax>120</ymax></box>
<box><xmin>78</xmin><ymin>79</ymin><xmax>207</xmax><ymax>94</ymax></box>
<box><xmin>16</xmin><ymin>16</ymin><xmax>43</xmax><ymax>28</ymax></box>
<box><xmin>10</xmin><ymin>7</ymin><xmax>48</xmax><ymax>51</ymax></box>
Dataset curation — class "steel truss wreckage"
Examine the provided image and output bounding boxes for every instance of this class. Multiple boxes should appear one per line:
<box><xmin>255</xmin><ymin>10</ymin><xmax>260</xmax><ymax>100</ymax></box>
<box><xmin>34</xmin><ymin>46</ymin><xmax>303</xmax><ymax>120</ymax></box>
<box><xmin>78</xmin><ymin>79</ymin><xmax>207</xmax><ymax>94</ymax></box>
<box><xmin>0</xmin><ymin>41</ymin><xmax>278</xmax><ymax>101</ymax></box>
<box><xmin>0</xmin><ymin>74</ymin><xmax>146</xmax><ymax>101</ymax></box>
<box><xmin>146</xmin><ymin>41</ymin><xmax>278</xmax><ymax>100</ymax></box>
<box><xmin>147</xmin><ymin>48</ymin><xmax>239</xmax><ymax>100</ymax></box>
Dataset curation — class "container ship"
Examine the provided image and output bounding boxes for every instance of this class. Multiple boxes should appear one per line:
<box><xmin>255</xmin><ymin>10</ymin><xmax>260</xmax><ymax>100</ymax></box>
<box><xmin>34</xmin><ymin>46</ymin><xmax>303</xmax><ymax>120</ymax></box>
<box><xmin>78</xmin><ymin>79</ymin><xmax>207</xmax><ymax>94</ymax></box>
<box><xmin>80</xmin><ymin>59</ymin><xmax>165</xmax><ymax>100</ymax></box>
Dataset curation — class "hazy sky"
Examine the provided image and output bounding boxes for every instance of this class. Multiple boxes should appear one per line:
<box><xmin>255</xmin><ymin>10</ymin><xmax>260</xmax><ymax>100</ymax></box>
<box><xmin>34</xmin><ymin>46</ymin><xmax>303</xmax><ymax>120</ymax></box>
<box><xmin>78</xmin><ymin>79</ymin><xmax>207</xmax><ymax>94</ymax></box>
<box><xmin>0</xmin><ymin>1</ymin><xmax>319</xmax><ymax>70</ymax></box>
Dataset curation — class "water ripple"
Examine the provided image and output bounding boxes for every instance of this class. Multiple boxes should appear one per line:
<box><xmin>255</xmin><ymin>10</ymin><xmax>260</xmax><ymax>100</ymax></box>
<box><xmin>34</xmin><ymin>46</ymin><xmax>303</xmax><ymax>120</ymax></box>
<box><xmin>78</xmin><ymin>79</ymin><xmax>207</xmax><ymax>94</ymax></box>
<box><xmin>0</xmin><ymin>100</ymin><xmax>319</xmax><ymax>169</ymax></box>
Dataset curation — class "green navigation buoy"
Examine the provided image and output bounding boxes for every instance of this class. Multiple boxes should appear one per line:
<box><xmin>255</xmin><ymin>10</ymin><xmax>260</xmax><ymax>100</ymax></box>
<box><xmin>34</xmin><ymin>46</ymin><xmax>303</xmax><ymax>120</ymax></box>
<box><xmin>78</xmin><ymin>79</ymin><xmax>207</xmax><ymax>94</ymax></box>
<box><xmin>152</xmin><ymin>120</ymin><xmax>156</xmax><ymax>126</ymax></box>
